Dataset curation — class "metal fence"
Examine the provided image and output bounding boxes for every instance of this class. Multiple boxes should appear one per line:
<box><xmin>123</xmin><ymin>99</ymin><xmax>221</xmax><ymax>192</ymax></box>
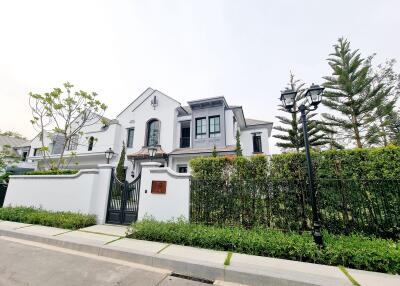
<box><xmin>0</xmin><ymin>183</ymin><xmax>7</xmax><ymax>207</ymax></box>
<box><xmin>189</xmin><ymin>178</ymin><xmax>400</xmax><ymax>238</ymax></box>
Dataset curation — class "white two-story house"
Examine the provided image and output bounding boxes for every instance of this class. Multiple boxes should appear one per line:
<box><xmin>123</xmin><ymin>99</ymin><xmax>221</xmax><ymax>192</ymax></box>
<box><xmin>27</xmin><ymin>88</ymin><xmax>272</xmax><ymax>180</ymax></box>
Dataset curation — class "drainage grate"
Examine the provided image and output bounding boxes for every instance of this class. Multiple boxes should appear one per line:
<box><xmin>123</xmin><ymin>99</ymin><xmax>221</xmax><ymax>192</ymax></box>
<box><xmin>170</xmin><ymin>273</ymin><xmax>214</xmax><ymax>284</ymax></box>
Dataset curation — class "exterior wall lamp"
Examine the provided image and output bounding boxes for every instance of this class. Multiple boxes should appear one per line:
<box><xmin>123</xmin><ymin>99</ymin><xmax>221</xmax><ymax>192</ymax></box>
<box><xmin>105</xmin><ymin>147</ymin><xmax>115</xmax><ymax>164</ymax></box>
<box><xmin>148</xmin><ymin>146</ymin><xmax>157</xmax><ymax>161</ymax></box>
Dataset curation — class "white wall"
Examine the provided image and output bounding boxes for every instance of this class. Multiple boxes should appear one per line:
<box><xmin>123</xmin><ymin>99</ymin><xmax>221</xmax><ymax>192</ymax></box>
<box><xmin>225</xmin><ymin>109</ymin><xmax>236</xmax><ymax>146</ymax></box>
<box><xmin>138</xmin><ymin>162</ymin><xmax>191</xmax><ymax>221</ymax></box>
<box><xmin>4</xmin><ymin>165</ymin><xmax>113</xmax><ymax>224</ymax></box>
<box><xmin>240</xmin><ymin>127</ymin><xmax>270</xmax><ymax>156</ymax></box>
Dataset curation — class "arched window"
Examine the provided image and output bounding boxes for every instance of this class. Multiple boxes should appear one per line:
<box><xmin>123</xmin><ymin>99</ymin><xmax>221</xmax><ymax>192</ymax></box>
<box><xmin>146</xmin><ymin>119</ymin><xmax>160</xmax><ymax>146</ymax></box>
<box><xmin>88</xmin><ymin>136</ymin><xmax>94</xmax><ymax>151</ymax></box>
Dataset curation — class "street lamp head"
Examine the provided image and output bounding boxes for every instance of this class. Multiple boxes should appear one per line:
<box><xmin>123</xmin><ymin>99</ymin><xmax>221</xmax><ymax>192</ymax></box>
<box><xmin>105</xmin><ymin>147</ymin><xmax>115</xmax><ymax>163</ymax></box>
<box><xmin>280</xmin><ymin>88</ymin><xmax>297</xmax><ymax>111</ymax></box>
<box><xmin>305</xmin><ymin>83</ymin><xmax>324</xmax><ymax>107</ymax></box>
<box><xmin>148</xmin><ymin>146</ymin><xmax>157</xmax><ymax>159</ymax></box>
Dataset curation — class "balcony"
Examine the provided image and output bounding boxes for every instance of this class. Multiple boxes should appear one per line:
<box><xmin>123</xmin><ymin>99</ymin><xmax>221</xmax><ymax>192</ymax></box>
<box><xmin>180</xmin><ymin>137</ymin><xmax>190</xmax><ymax>148</ymax></box>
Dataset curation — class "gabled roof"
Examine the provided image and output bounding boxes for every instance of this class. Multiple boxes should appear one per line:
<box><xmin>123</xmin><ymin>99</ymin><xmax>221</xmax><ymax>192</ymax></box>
<box><xmin>245</xmin><ymin>118</ymin><xmax>273</xmax><ymax>126</ymax></box>
<box><xmin>0</xmin><ymin>135</ymin><xmax>30</xmax><ymax>148</ymax></box>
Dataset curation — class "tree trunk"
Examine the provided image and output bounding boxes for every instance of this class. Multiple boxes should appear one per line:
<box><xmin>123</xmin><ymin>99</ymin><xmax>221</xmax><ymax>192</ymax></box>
<box><xmin>352</xmin><ymin>115</ymin><xmax>363</xmax><ymax>148</ymax></box>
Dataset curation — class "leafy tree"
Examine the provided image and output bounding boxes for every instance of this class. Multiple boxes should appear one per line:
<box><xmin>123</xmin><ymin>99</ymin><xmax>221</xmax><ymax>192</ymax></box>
<box><xmin>116</xmin><ymin>142</ymin><xmax>126</xmax><ymax>182</ymax></box>
<box><xmin>0</xmin><ymin>130</ymin><xmax>26</xmax><ymax>140</ymax></box>
<box><xmin>29</xmin><ymin>82</ymin><xmax>107</xmax><ymax>169</ymax></box>
<box><xmin>364</xmin><ymin>59</ymin><xmax>400</xmax><ymax>146</ymax></box>
<box><xmin>322</xmin><ymin>38</ymin><xmax>385</xmax><ymax>148</ymax></box>
<box><xmin>235</xmin><ymin>130</ymin><xmax>243</xmax><ymax>156</ymax></box>
<box><xmin>212</xmin><ymin>145</ymin><xmax>217</xmax><ymax>157</ymax></box>
<box><xmin>273</xmin><ymin>73</ymin><xmax>331</xmax><ymax>152</ymax></box>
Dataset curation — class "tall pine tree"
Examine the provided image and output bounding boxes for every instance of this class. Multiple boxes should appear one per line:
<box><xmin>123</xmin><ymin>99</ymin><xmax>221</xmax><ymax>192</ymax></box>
<box><xmin>322</xmin><ymin>38</ymin><xmax>385</xmax><ymax>148</ymax></box>
<box><xmin>365</xmin><ymin>58</ymin><xmax>400</xmax><ymax>146</ymax></box>
<box><xmin>116</xmin><ymin>142</ymin><xmax>126</xmax><ymax>182</ymax></box>
<box><xmin>273</xmin><ymin>73</ymin><xmax>331</xmax><ymax>152</ymax></box>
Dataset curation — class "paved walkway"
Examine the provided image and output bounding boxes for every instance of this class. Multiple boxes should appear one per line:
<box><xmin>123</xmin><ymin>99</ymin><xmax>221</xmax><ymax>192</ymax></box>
<box><xmin>1</xmin><ymin>221</ymin><xmax>399</xmax><ymax>286</ymax></box>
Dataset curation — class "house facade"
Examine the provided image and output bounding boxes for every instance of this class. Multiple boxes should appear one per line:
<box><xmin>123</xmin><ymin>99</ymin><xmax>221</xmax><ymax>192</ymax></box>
<box><xmin>27</xmin><ymin>88</ymin><xmax>273</xmax><ymax>180</ymax></box>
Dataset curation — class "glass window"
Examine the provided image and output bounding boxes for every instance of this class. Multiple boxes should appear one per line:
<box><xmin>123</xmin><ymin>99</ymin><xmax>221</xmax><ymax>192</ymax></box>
<box><xmin>178</xmin><ymin>165</ymin><xmax>188</xmax><ymax>173</ymax></box>
<box><xmin>88</xmin><ymin>136</ymin><xmax>94</xmax><ymax>151</ymax></box>
<box><xmin>33</xmin><ymin>148</ymin><xmax>43</xmax><ymax>156</ymax></box>
<box><xmin>67</xmin><ymin>135</ymin><xmax>79</xmax><ymax>151</ymax></box>
<box><xmin>252</xmin><ymin>133</ymin><xmax>262</xmax><ymax>153</ymax></box>
<box><xmin>209</xmin><ymin>116</ymin><xmax>220</xmax><ymax>138</ymax></box>
<box><xmin>127</xmin><ymin>128</ymin><xmax>134</xmax><ymax>148</ymax></box>
<box><xmin>195</xmin><ymin>117</ymin><xmax>207</xmax><ymax>139</ymax></box>
<box><xmin>147</xmin><ymin>120</ymin><xmax>160</xmax><ymax>146</ymax></box>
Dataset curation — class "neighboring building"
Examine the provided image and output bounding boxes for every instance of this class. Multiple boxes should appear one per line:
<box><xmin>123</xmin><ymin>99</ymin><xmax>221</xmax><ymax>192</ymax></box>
<box><xmin>0</xmin><ymin>135</ymin><xmax>35</xmax><ymax>172</ymax></box>
<box><xmin>28</xmin><ymin>88</ymin><xmax>273</xmax><ymax>180</ymax></box>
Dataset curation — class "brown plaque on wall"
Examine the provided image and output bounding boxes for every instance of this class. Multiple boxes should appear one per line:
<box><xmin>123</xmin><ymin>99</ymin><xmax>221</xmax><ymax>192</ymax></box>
<box><xmin>151</xmin><ymin>181</ymin><xmax>167</xmax><ymax>194</ymax></box>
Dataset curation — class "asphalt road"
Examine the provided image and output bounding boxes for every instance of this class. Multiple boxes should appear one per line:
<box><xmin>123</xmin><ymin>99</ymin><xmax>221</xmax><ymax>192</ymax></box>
<box><xmin>0</xmin><ymin>237</ymin><xmax>210</xmax><ymax>286</ymax></box>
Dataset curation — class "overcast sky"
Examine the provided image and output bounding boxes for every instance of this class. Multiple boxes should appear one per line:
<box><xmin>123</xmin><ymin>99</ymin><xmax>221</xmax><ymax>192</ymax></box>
<box><xmin>0</xmin><ymin>0</ymin><xmax>399</xmax><ymax>153</ymax></box>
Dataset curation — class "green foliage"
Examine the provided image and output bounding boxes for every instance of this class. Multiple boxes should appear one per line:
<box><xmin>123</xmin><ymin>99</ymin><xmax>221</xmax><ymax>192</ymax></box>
<box><xmin>235</xmin><ymin>130</ymin><xmax>242</xmax><ymax>156</ymax></box>
<box><xmin>0</xmin><ymin>207</ymin><xmax>96</xmax><ymax>230</ymax></box>
<box><xmin>128</xmin><ymin>219</ymin><xmax>400</xmax><ymax>274</ymax></box>
<box><xmin>189</xmin><ymin>148</ymin><xmax>400</xmax><ymax>237</ymax></box>
<box><xmin>0</xmin><ymin>130</ymin><xmax>26</xmax><ymax>140</ymax></box>
<box><xmin>25</xmin><ymin>169</ymin><xmax>79</xmax><ymax>175</ymax></box>
<box><xmin>274</xmin><ymin>73</ymin><xmax>333</xmax><ymax>151</ymax></box>
<box><xmin>271</xmin><ymin>145</ymin><xmax>400</xmax><ymax>180</ymax></box>
<box><xmin>212</xmin><ymin>145</ymin><xmax>217</xmax><ymax>157</ymax></box>
<box><xmin>29</xmin><ymin>82</ymin><xmax>107</xmax><ymax>170</ymax></box>
<box><xmin>322</xmin><ymin>38</ymin><xmax>385</xmax><ymax>148</ymax></box>
<box><xmin>116</xmin><ymin>142</ymin><xmax>126</xmax><ymax>182</ymax></box>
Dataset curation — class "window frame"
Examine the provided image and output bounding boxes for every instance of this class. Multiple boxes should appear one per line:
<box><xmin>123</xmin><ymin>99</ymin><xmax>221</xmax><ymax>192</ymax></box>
<box><xmin>252</xmin><ymin>133</ymin><xmax>262</xmax><ymax>153</ymax></box>
<box><xmin>177</xmin><ymin>165</ymin><xmax>188</xmax><ymax>173</ymax></box>
<box><xmin>67</xmin><ymin>134</ymin><xmax>79</xmax><ymax>151</ymax></box>
<box><xmin>208</xmin><ymin>115</ymin><xmax>221</xmax><ymax>138</ymax></box>
<box><xmin>195</xmin><ymin>117</ymin><xmax>207</xmax><ymax>139</ymax></box>
<box><xmin>146</xmin><ymin>119</ymin><xmax>160</xmax><ymax>147</ymax></box>
<box><xmin>126</xmin><ymin>128</ymin><xmax>135</xmax><ymax>148</ymax></box>
<box><xmin>88</xmin><ymin>136</ymin><xmax>94</xmax><ymax>151</ymax></box>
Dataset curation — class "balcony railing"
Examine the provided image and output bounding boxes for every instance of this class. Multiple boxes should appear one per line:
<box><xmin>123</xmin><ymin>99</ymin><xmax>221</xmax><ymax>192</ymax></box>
<box><xmin>180</xmin><ymin>137</ymin><xmax>190</xmax><ymax>148</ymax></box>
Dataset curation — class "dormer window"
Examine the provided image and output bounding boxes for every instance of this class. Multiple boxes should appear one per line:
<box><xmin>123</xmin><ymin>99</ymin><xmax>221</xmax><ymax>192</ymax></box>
<box><xmin>146</xmin><ymin>119</ymin><xmax>160</xmax><ymax>146</ymax></box>
<box><xmin>209</xmin><ymin>116</ymin><xmax>220</xmax><ymax>138</ymax></box>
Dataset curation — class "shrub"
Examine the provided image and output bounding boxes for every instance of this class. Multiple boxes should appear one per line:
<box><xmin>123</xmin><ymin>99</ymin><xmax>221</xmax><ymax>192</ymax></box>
<box><xmin>0</xmin><ymin>207</ymin><xmax>96</xmax><ymax>229</ymax></box>
<box><xmin>128</xmin><ymin>219</ymin><xmax>400</xmax><ymax>274</ymax></box>
<box><xmin>25</xmin><ymin>169</ymin><xmax>79</xmax><ymax>176</ymax></box>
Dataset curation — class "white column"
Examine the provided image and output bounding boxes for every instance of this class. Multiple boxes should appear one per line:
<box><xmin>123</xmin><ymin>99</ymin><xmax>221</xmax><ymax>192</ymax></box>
<box><xmin>90</xmin><ymin>164</ymin><xmax>113</xmax><ymax>224</ymax></box>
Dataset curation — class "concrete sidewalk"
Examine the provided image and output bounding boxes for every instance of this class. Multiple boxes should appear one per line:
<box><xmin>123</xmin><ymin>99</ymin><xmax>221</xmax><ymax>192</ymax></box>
<box><xmin>1</xmin><ymin>221</ymin><xmax>399</xmax><ymax>286</ymax></box>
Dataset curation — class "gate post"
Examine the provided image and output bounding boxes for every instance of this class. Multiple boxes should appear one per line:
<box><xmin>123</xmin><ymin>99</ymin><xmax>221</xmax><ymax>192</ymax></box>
<box><xmin>90</xmin><ymin>164</ymin><xmax>113</xmax><ymax>224</ymax></box>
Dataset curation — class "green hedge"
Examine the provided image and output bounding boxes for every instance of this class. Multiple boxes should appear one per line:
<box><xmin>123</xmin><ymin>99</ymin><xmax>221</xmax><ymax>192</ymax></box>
<box><xmin>25</xmin><ymin>169</ymin><xmax>79</xmax><ymax>175</ymax></box>
<box><xmin>190</xmin><ymin>146</ymin><xmax>400</xmax><ymax>181</ymax></box>
<box><xmin>128</xmin><ymin>219</ymin><xmax>400</xmax><ymax>274</ymax></box>
<box><xmin>0</xmin><ymin>207</ymin><xmax>96</xmax><ymax>229</ymax></box>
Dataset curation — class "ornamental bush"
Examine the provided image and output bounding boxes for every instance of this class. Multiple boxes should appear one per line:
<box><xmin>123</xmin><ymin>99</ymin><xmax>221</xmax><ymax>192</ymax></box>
<box><xmin>189</xmin><ymin>146</ymin><xmax>400</xmax><ymax>238</ymax></box>
<box><xmin>25</xmin><ymin>169</ymin><xmax>79</xmax><ymax>176</ymax></box>
<box><xmin>0</xmin><ymin>207</ymin><xmax>96</xmax><ymax>229</ymax></box>
<box><xmin>128</xmin><ymin>219</ymin><xmax>400</xmax><ymax>274</ymax></box>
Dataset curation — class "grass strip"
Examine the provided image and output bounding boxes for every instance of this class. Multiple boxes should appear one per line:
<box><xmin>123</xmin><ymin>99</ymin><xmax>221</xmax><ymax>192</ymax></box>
<box><xmin>224</xmin><ymin>252</ymin><xmax>233</xmax><ymax>266</ymax></box>
<box><xmin>339</xmin><ymin>266</ymin><xmax>361</xmax><ymax>286</ymax></box>
<box><xmin>157</xmin><ymin>243</ymin><xmax>172</xmax><ymax>254</ymax></box>
<box><xmin>104</xmin><ymin>236</ymin><xmax>124</xmax><ymax>245</ymax></box>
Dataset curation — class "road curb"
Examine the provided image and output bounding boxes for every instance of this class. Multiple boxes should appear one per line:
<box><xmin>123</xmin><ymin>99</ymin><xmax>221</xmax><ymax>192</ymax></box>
<box><xmin>0</xmin><ymin>228</ymin><xmax>352</xmax><ymax>286</ymax></box>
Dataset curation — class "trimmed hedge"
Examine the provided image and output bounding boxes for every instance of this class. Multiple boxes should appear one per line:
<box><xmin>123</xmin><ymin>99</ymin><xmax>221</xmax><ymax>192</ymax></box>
<box><xmin>128</xmin><ymin>219</ymin><xmax>400</xmax><ymax>274</ymax></box>
<box><xmin>0</xmin><ymin>207</ymin><xmax>96</xmax><ymax>230</ymax></box>
<box><xmin>25</xmin><ymin>169</ymin><xmax>79</xmax><ymax>176</ymax></box>
<box><xmin>190</xmin><ymin>146</ymin><xmax>400</xmax><ymax>181</ymax></box>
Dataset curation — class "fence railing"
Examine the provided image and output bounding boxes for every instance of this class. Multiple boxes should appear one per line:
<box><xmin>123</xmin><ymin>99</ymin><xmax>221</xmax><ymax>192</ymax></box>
<box><xmin>189</xmin><ymin>178</ymin><xmax>400</xmax><ymax>239</ymax></box>
<box><xmin>0</xmin><ymin>183</ymin><xmax>7</xmax><ymax>207</ymax></box>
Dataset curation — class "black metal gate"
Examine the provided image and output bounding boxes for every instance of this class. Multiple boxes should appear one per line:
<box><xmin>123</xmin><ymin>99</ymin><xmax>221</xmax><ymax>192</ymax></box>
<box><xmin>0</xmin><ymin>183</ymin><xmax>7</xmax><ymax>207</ymax></box>
<box><xmin>106</xmin><ymin>172</ymin><xmax>141</xmax><ymax>225</ymax></box>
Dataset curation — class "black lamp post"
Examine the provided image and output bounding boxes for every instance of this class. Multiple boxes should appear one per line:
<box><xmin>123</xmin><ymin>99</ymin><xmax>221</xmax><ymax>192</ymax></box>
<box><xmin>105</xmin><ymin>147</ymin><xmax>115</xmax><ymax>164</ymax></box>
<box><xmin>280</xmin><ymin>83</ymin><xmax>325</xmax><ymax>248</ymax></box>
<box><xmin>148</xmin><ymin>146</ymin><xmax>157</xmax><ymax>161</ymax></box>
